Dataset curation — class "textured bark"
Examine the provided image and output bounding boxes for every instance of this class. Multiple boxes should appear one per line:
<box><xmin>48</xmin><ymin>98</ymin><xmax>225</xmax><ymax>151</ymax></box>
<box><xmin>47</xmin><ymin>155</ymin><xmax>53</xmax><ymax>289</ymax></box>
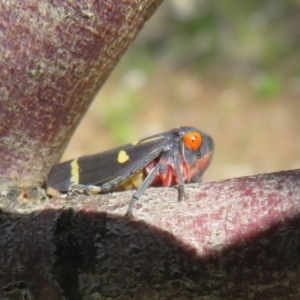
<box><xmin>1</xmin><ymin>169</ymin><xmax>300</xmax><ymax>299</ymax></box>
<box><xmin>0</xmin><ymin>0</ymin><xmax>162</xmax><ymax>188</ymax></box>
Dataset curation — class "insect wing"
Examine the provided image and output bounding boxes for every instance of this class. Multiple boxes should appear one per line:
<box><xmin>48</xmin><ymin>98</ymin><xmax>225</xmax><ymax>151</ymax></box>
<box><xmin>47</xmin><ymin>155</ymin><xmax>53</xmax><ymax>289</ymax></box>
<box><xmin>48</xmin><ymin>131</ymin><xmax>175</xmax><ymax>192</ymax></box>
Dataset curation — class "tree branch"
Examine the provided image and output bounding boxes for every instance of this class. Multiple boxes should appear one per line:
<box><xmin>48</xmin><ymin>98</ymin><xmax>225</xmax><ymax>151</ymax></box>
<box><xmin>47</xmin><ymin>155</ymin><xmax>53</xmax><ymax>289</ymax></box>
<box><xmin>1</xmin><ymin>169</ymin><xmax>300</xmax><ymax>299</ymax></box>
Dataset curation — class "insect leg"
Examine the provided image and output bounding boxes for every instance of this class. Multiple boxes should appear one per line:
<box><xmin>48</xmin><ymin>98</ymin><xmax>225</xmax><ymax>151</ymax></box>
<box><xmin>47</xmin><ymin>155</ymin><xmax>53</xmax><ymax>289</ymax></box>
<box><xmin>68</xmin><ymin>184</ymin><xmax>102</xmax><ymax>196</ymax></box>
<box><xmin>173</xmin><ymin>154</ymin><xmax>187</xmax><ymax>201</ymax></box>
<box><xmin>125</xmin><ymin>162</ymin><xmax>164</xmax><ymax>219</ymax></box>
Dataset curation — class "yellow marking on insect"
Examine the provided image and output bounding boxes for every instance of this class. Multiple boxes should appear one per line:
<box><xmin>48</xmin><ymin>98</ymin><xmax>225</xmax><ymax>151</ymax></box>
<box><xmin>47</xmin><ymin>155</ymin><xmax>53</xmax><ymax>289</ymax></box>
<box><xmin>120</xmin><ymin>180</ymin><xmax>134</xmax><ymax>191</ymax></box>
<box><xmin>140</xmin><ymin>136</ymin><xmax>164</xmax><ymax>144</ymax></box>
<box><xmin>121</xmin><ymin>171</ymin><xmax>145</xmax><ymax>190</ymax></box>
<box><xmin>70</xmin><ymin>159</ymin><xmax>79</xmax><ymax>184</ymax></box>
<box><xmin>88</xmin><ymin>185</ymin><xmax>102</xmax><ymax>195</ymax></box>
<box><xmin>118</xmin><ymin>150</ymin><xmax>129</xmax><ymax>163</ymax></box>
<box><xmin>131</xmin><ymin>140</ymin><xmax>139</xmax><ymax>146</ymax></box>
<box><xmin>130</xmin><ymin>171</ymin><xmax>144</xmax><ymax>189</ymax></box>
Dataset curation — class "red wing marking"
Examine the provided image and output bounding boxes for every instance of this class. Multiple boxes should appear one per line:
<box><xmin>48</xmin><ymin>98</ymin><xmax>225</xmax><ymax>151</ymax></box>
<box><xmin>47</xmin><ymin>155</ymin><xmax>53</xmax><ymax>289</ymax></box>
<box><xmin>145</xmin><ymin>155</ymin><xmax>189</xmax><ymax>187</ymax></box>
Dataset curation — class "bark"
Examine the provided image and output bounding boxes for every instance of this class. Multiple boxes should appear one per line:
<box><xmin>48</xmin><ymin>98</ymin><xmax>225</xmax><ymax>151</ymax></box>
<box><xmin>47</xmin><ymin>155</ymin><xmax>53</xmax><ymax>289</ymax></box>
<box><xmin>0</xmin><ymin>0</ymin><xmax>162</xmax><ymax>189</ymax></box>
<box><xmin>1</xmin><ymin>169</ymin><xmax>300</xmax><ymax>299</ymax></box>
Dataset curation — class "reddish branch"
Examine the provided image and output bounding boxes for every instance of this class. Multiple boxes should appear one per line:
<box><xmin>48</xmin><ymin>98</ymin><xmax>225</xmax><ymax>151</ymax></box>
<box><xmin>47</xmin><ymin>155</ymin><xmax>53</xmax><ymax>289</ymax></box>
<box><xmin>1</xmin><ymin>170</ymin><xmax>300</xmax><ymax>299</ymax></box>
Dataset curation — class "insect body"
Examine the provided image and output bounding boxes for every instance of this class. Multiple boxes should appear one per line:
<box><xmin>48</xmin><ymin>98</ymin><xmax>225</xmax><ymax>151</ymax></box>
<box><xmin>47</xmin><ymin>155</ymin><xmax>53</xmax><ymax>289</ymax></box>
<box><xmin>48</xmin><ymin>126</ymin><xmax>214</xmax><ymax>218</ymax></box>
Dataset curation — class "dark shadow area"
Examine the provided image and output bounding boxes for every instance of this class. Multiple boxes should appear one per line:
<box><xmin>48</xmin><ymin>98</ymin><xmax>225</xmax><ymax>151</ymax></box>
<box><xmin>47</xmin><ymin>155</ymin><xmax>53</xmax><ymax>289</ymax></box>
<box><xmin>1</xmin><ymin>206</ymin><xmax>300</xmax><ymax>300</ymax></box>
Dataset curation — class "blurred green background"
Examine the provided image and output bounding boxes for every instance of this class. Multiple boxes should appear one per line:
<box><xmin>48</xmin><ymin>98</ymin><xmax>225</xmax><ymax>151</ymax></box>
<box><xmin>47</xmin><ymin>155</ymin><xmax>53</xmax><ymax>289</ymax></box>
<box><xmin>63</xmin><ymin>0</ymin><xmax>300</xmax><ymax>182</ymax></box>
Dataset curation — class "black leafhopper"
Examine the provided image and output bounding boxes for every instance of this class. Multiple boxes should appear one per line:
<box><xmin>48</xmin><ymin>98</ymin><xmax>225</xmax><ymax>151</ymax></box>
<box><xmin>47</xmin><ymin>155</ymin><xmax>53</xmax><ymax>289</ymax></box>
<box><xmin>48</xmin><ymin>126</ymin><xmax>214</xmax><ymax>218</ymax></box>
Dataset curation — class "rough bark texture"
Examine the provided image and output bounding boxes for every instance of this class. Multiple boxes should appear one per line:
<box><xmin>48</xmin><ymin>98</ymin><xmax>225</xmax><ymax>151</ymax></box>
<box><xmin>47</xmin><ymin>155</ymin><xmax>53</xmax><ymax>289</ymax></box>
<box><xmin>0</xmin><ymin>0</ymin><xmax>162</xmax><ymax>188</ymax></box>
<box><xmin>1</xmin><ymin>169</ymin><xmax>300</xmax><ymax>299</ymax></box>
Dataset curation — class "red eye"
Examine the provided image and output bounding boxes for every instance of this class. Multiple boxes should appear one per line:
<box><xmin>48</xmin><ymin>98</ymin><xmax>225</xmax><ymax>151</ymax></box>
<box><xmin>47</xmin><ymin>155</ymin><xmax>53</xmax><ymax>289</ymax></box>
<box><xmin>183</xmin><ymin>132</ymin><xmax>202</xmax><ymax>151</ymax></box>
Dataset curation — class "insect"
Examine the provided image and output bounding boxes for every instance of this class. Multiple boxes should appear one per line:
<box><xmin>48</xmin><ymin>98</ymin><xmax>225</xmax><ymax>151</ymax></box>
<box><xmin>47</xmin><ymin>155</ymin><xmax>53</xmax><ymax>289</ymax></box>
<box><xmin>48</xmin><ymin>126</ymin><xmax>214</xmax><ymax>218</ymax></box>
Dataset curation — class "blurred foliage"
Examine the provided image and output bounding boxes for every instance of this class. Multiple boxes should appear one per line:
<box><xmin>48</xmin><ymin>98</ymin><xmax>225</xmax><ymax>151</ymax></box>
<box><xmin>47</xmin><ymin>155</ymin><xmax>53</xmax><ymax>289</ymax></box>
<box><xmin>93</xmin><ymin>83</ymin><xmax>143</xmax><ymax>144</ymax></box>
<box><xmin>121</xmin><ymin>0</ymin><xmax>300</xmax><ymax>79</ymax></box>
<box><xmin>253</xmin><ymin>74</ymin><xmax>282</xmax><ymax>100</ymax></box>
